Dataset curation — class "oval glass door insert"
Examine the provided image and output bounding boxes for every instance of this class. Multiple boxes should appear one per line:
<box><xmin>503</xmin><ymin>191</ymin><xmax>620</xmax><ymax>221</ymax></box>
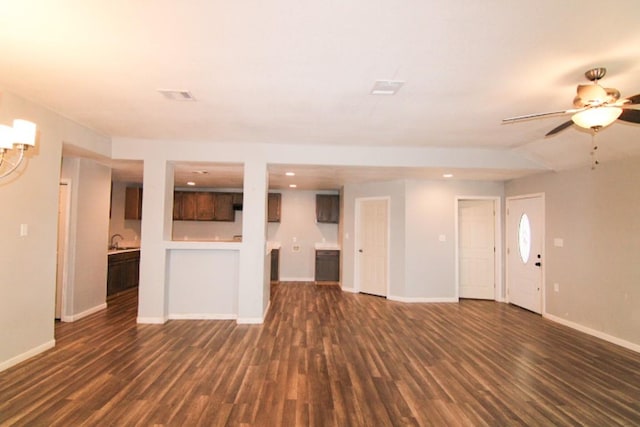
<box><xmin>518</xmin><ymin>213</ymin><xmax>531</xmax><ymax>264</ymax></box>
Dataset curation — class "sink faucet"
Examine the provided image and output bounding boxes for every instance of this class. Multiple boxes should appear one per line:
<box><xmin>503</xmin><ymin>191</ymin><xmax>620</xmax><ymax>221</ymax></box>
<box><xmin>109</xmin><ymin>234</ymin><xmax>124</xmax><ymax>250</ymax></box>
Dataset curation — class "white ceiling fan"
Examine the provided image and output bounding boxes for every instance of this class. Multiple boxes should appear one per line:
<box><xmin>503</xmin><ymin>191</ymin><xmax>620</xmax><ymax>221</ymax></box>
<box><xmin>503</xmin><ymin>67</ymin><xmax>640</xmax><ymax>136</ymax></box>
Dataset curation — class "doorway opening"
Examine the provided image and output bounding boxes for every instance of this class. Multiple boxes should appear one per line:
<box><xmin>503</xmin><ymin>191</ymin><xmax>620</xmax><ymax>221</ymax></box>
<box><xmin>56</xmin><ymin>180</ymin><xmax>71</xmax><ymax>320</ymax></box>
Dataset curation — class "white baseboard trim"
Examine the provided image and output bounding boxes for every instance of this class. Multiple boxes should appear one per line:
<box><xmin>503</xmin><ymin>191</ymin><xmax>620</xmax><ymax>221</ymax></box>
<box><xmin>0</xmin><ymin>340</ymin><xmax>55</xmax><ymax>372</ymax></box>
<box><xmin>237</xmin><ymin>317</ymin><xmax>265</xmax><ymax>324</ymax></box>
<box><xmin>341</xmin><ymin>287</ymin><xmax>357</xmax><ymax>293</ymax></box>
<box><xmin>137</xmin><ymin>317</ymin><xmax>167</xmax><ymax>324</ymax></box>
<box><xmin>279</xmin><ymin>277</ymin><xmax>314</xmax><ymax>282</ymax></box>
<box><xmin>263</xmin><ymin>300</ymin><xmax>271</xmax><ymax>319</ymax></box>
<box><xmin>544</xmin><ymin>313</ymin><xmax>640</xmax><ymax>354</ymax></box>
<box><xmin>235</xmin><ymin>301</ymin><xmax>270</xmax><ymax>325</ymax></box>
<box><xmin>63</xmin><ymin>303</ymin><xmax>107</xmax><ymax>322</ymax></box>
<box><xmin>388</xmin><ymin>295</ymin><xmax>458</xmax><ymax>303</ymax></box>
<box><xmin>168</xmin><ymin>313</ymin><xmax>237</xmax><ymax>320</ymax></box>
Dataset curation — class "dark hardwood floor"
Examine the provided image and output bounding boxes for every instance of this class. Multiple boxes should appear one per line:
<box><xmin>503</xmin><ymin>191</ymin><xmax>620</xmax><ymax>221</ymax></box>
<box><xmin>1</xmin><ymin>283</ymin><xmax>640</xmax><ymax>426</ymax></box>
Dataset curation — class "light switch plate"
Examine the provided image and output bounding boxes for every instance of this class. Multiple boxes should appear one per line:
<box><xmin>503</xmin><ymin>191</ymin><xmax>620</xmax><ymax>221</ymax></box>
<box><xmin>554</xmin><ymin>238</ymin><xmax>564</xmax><ymax>247</ymax></box>
<box><xmin>20</xmin><ymin>223</ymin><xmax>28</xmax><ymax>237</ymax></box>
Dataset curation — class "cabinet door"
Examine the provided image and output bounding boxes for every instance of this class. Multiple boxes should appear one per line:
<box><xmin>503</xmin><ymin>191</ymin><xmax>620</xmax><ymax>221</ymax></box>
<box><xmin>316</xmin><ymin>194</ymin><xmax>339</xmax><ymax>223</ymax></box>
<box><xmin>195</xmin><ymin>192</ymin><xmax>215</xmax><ymax>220</ymax></box>
<box><xmin>173</xmin><ymin>191</ymin><xmax>183</xmax><ymax>220</ymax></box>
<box><xmin>315</xmin><ymin>250</ymin><xmax>340</xmax><ymax>281</ymax></box>
<box><xmin>213</xmin><ymin>193</ymin><xmax>235</xmax><ymax>221</ymax></box>
<box><xmin>270</xmin><ymin>249</ymin><xmax>279</xmax><ymax>281</ymax></box>
<box><xmin>124</xmin><ymin>187</ymin><xmax>143</xmax><ymax>220</ymax></box>
<box><xmin>268</xmin><ymin>193</ymin><xmax>281</xmax><ymax>223</ymax></box>
<box><xmin>181</xmin><ymin>192</ymin><xmax>198</xmax><ymax>220</ymax></box>
<box><xmin>232</xmin><ymin>192</ymin><xmax>243</xmax><ymax>207</ymax></box>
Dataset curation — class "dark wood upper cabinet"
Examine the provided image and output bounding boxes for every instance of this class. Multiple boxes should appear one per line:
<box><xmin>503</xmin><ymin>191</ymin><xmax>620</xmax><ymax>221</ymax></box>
<box><xmin>232</xmin><ymin>192</ymin><xmax>243</xmax><ymax>208</ymax></box>
<box><xmin>124</xmin><ymin>187</ymin><xmax>143</xmax><ymax>220</ymax></box>
<box><xmin>175</xmin><ymin>191</ymin><xmax>214</xmax><ymax>221</ymax></box>
<box><xmin>173</xmin><ymin>191</ymin><xmax>237</xmax><ymax>221</ymax></box>
<box><xmin>316</xmin><ymin>194</ymin><xmax>339</xmax><ymax>223</ymax></box>
<box><xmin>268</xmin><ymin>193</ymin><xmax>281</xmax><ymax>223</ymax></box>
<box><xmin>173</xmin><ymin>191</ymin><xmax>183</xmax><ymax>220</ymax></box>
<box><xmin>195</xmin><ymin>192</ymin><xmax>215</xmax><ymax>220</ymax></box>
<box><xmin>213</xmin><ymin>193</ymin><xmax>235</xmax><ymax>221</ymax></box>
<box><xmin>178</xmin><ymin>192</ymin><xmax>197</xmax><ymax>220</ymax></box>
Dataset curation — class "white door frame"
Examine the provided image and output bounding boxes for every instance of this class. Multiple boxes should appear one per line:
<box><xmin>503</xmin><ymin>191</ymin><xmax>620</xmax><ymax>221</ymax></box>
<box><xmin>57</xmin><ymin>179</ymin><xmax>72</xmax><ymax>322</ymax></box>
<box><xmin>454</xmin><ymin>196</ymin><xmax>503</xmax><ymax>301</ymax></box>
<box><xmin>506</xmin><ymin>193</ymin><xmax>545</xmax><ymax>314</ymax></box>
<box><xmin>354</xmin><ymin>196</ymin><xmax>391</xmax><ymax>296</ymax></box>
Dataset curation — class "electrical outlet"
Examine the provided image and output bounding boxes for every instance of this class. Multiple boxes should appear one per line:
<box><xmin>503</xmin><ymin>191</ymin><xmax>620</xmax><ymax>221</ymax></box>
<box><xmin>554</xmin><ymin>283</ymin><xmax>559</xmax><ymax>292</ymax></box>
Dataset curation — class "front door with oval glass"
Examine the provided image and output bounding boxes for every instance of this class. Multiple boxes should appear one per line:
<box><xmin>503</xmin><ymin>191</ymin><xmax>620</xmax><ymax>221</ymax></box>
<box><xmin>507</xmin><ymin>194</ymin><xmax>544</xmax><ymax>313</ymax></box>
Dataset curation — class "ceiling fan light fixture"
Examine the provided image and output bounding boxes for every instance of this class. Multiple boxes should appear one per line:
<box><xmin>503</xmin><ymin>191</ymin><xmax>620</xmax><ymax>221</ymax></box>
<box><xmin>576</xmin><ymin>84</ymin><xmax>608</xmax><ymax>105</ymax></box>
<box><xmin>571</xmin><ymin>107</ymin><xmax>622</xmax><ymax>130</ymax></box>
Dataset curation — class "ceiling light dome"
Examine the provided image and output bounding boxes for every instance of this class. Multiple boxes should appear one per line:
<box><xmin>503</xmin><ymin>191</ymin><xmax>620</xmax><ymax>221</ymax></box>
<box><xmin>571</xmin><ymin>107</ymin><xmax>622</xmax><ymax>130</ymax></box>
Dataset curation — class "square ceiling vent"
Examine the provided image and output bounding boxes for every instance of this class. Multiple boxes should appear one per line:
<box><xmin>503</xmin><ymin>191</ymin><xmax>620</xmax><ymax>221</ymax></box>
<box><xmin>370</xmin><ymin>80</ymin><xmax>405</xmax><ymax>95</ymax></box>
<box><xmin>158</xmin><ymin>89</ymin><xmax>196</xmax><ymax>101</ymax></box>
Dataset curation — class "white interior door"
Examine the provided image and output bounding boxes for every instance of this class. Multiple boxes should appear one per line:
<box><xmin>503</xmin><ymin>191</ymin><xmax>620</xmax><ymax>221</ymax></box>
<box><xmin>459</xmin><ymin>199</ymin><xmax>495</xmax><ymax>300</ymax></box>
<box><xmin>356</xmin><ymin>198</ymin><xmax>389</xmax><ymax>297</ymax></box>
<box><xmin>507</xmin><ymin>194</ymin><xmax>544</xmax><ymax>313</ymax></box>
<box><xmin>56</xmin><ymin>182</ymin><xmax>70</xmax><ymax>320</ymax></box>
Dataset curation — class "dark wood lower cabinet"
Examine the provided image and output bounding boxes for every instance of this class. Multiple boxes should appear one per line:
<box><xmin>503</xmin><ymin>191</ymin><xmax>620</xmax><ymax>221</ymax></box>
<box><xmin>270</xmin><ymin>249</ymin><xmax>279</xmax><ymax>281</ymax></box>
<box><xmin>107</xmin><ymin>250</ymin><xmax>140</xmax><ymax>296</ymax></box>
<box><xmin>315</xmin><ymin>250</ymin><xmax>340</xmax><ymax>282</ymax></box>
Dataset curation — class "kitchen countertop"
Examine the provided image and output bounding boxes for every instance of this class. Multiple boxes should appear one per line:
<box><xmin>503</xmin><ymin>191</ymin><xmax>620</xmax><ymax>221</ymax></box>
<box><xmin>108</xmin><ymin>248</ymin><xmax>141</xmax><ymax>255</ymax></box>
<box><xmin>314</xmin><ymin>243</ymin><xmax>340</xmax><ymax>250</ymax></box>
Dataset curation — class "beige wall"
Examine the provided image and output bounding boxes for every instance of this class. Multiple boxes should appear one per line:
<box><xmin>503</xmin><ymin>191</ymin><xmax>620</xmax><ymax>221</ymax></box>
<box><xmin>506</xmin><ymin>155</ymin><xmax>640</xmax><ymax>347</ymax></box>
<box><xmin>109</xmin><ymin>181</ymin><xmax>142</xmax><ymax>245</ymax></box>
<box><xmin>404</xmin><ymin>179</ymin><xmax>504</xmax><ymax>299</ymax></box>
<box><xmin>0</xmin><ymin>90</ymin><xmax>110</xmax><ymax>371</ymax></box>
<box><xmin>342</xmin><ymin>179</ymin><xmax>504</xmax><ymax>300</ymax></box>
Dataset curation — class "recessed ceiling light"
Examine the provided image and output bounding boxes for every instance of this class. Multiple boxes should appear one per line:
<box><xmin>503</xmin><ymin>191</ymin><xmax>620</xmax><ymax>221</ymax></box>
<box><xmin>187</xmin><ymin>181</ymin><xmax>196</xmax><ymax>186</ymax></box>
<box><xmin>289</xmin><ymin>184</ymin><xmax>297</xmax><ymax>188</ymax></box>
<box><xmin>157</xmin><ymin>89</ymin><xmax>196</xmax><ymax>101</ymax></box>
<box><xmin>443</xmin><ymin>173</ymin><xmax>453</xmax><ymax>178</ymax></box>
<box><xmin>370</xmin><ymin>80</ymin><xmax>405</xmax><ymax>95</ymax></box>
<box><xmin>193</xmin><ymin>170</ymin><xmax>209</xmax><ymax>175</ymax></box>
<box><xmin>285</xmin><ymin>172</ymin><xmax>295</xmax><ymax>177</ymax></box>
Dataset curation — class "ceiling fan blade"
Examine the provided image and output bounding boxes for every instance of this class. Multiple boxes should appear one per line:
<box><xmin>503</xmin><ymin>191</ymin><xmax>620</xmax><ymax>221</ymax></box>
<box><xmin>502</xmin><ymin>110</ymin><xmax>573</xmax><ymax>123</ymax></box>
<box><xmin>618</xmin><ymin>108</ymin><xmax>640</xmax><ymax>124</ymax></box>
<box><xmin>545</xmin><ymin>120</ymin><xmax>574</xmax><ymax>136</ymax></box>
<box><xmin>624</xmin><ymin>94</ymin><xmax>640</xmax><ymax>105</ymax></box>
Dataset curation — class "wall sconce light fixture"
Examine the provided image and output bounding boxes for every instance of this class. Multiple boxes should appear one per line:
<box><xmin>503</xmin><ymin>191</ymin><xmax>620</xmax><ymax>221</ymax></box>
<box><xmin>0</xmin><ymin>119</ymin><xmax>37</xmax><ymax>179</ymax></box>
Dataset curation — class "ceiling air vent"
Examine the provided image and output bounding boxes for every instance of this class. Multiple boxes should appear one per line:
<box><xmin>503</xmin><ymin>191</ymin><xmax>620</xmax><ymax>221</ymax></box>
<box><xmin>370</xmin><ymin>80</ymin><xmax>405</xmax><ymax>95</ymax></box>
<box><xmin>157</xmin><ymin>90</ymin><xmax>196</xmax><ymax>101</ymax></box>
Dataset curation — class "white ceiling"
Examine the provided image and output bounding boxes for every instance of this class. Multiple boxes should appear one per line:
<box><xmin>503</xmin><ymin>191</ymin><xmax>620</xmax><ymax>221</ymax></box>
<box><xmin>2</xmin><ymin>1</ymin><xmax>640</xmax><ymax>189</ymax></box>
